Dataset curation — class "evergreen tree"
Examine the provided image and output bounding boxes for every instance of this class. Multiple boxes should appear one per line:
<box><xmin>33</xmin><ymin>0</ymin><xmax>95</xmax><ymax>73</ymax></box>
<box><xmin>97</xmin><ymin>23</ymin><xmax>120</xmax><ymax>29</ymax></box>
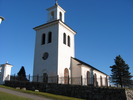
<box><xmin>17</xmin><ymin>66</ymin><xmax>27</xmax><ymax>81</ymax></box>
<box><xmin>110</xmin><ymin>55</ymin><xmax>132</xmax><ymax>87</ymax></box>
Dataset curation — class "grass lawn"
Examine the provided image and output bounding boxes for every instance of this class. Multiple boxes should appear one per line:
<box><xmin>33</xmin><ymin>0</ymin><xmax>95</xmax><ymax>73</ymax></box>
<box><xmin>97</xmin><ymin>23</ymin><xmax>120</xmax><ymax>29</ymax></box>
<box><xmin>0</xmin><ymin>85</ymin><xmax>84</xmax><ymax>100</ymax></box>
<box><xmin>0</xmin><ymin>91</ymin><xmax>32</xmax><ymax>100</ymax></box>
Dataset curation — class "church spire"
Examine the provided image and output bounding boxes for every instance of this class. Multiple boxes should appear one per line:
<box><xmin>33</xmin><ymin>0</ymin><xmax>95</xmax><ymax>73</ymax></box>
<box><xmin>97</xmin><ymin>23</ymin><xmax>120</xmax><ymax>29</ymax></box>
<box><xmin>55</xmin><ymin>0</ymin><xmax>58</xmax><ymax>5</ymax></box>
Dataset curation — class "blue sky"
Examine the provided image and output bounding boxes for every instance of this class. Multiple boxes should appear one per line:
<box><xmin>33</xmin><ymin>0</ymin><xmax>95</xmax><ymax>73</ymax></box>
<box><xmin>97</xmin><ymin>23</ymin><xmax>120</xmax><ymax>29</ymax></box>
<box><xmin>0</xmin><ymin>0</ymin><xmax>133</xmax><ymax>76</ymax></box>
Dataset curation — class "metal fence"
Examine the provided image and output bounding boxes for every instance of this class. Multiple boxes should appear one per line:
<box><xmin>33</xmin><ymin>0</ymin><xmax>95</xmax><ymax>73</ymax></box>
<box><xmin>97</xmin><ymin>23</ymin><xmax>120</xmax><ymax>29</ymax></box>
<box><xmin>9</xmin><ymin>75</ymin><xmax>112</xmax><ymax>87</ymax></box>
<box><xmin>9</xmin><ymin>75</ymin><xmax>133</xmax><ymax>88</ymax></box>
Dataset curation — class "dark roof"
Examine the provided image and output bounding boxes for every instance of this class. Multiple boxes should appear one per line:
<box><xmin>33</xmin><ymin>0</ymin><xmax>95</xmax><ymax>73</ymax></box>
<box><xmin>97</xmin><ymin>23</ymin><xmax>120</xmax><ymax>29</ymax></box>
<box><xmin>33</xmin><ymin>20</ymin><xmax>59</xmax><ymax>30</ymax></box>
<box><xmin>72</xmin><ymin>57</ymin><xmax>108</xmax><ymax>76</ymax></box>
<box><xmin>1</xmin><ymin>63</ymin><xmax>12</xmax><ymax>67</ymax></box>
<box><xmin>33</xmin><ymin>20</ymin><xmax>77</xmax><ymax>33</ymax></box>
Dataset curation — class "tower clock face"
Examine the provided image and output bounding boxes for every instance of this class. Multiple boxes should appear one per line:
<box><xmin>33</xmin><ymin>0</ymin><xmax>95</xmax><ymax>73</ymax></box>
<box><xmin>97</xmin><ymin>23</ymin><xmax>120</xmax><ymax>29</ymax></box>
<box><xmin>42</xmin><ymin>52</ymin><xmax>49</xmax><ymax>60</ymax></box>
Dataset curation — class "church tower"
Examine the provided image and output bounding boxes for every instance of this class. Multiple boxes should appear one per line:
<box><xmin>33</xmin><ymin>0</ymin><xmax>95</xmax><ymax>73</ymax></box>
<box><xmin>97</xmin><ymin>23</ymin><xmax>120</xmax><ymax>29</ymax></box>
<box><xmin>33</xmin><ymin>2</ymin><xmax>76</xmax><ymax>82</ymax></box>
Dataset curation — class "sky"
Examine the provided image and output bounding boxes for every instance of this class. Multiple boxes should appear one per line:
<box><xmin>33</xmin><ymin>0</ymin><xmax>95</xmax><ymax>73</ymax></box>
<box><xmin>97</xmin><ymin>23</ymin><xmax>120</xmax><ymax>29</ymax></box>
<box><xmin>0</xmin><ymin>0</ymin><xmax>133</xmax><ymax>77</ymax></box>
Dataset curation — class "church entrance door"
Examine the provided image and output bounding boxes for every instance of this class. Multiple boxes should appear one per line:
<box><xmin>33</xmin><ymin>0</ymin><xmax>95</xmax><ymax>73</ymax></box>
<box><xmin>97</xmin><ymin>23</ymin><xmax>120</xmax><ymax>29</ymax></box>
<box><xmin>64</xmin><ymin>68</ymin><xmax>69</xmax><ymax>84</ymax></box>
<box><xmin>43</xmin><ymin>73</ymin><xmax>48</xmax><ymax>83</ymax></box>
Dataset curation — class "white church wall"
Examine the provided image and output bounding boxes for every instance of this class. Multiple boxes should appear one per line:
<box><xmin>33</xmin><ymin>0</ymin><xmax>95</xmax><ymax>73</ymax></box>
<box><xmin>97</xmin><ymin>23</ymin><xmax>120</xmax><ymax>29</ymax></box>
<box><xmin>3</xmin><ymin>66</ymin><xmax>11</xmax><ymax>81</ymax></box>
<box><xmin>71</xmin><ymin>58</ymin><xmax>81</xmax><ymax>77</ymax></box>
<box><xmin>0</xmin><ymin>64</ymin><xmax>13</xmax><ymax>84</ymax></box>
<box><xmin>81</xmin><ymin>65</ymin><xmax>92</xmax><ymax>85</ymax></box>
<box><xmin>71</xmin><ymin>58</ymin><xmax>81</xmax><ymax>85</ymax></box>
<box><xmin>56</xmin><ymin>6</ymin><xmax>65</xmax><ymax>22</ymax></box>
<box><xmin>71</xmin><ymin>59</ymin><xmax>109</xmax><ymax>86</ymax></box>
<box><xmin>93</xmin><ymin>70</ymin><xmax>109</xmax><ymax>87</ymax></box>
<box><xmin>33</xmin><ymin>23</ymin><xmax>59</xmax><ymax>77</ymax></box>
<box><xmin>57</xmin><ymin>22</ymin><xmax>75</xmax><ymax>79</ymax></box>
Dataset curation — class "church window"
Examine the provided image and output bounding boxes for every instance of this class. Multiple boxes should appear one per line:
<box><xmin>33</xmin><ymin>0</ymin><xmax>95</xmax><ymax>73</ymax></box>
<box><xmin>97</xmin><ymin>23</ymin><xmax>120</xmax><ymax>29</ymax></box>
<box><xmin>42</xmin><ymin>52</ymin><xmax>49</xmax><ymax>60</ymax></box>
<box><xmin>51</xmin><ymin>11</ymin><xmax>54</xmax><ymax>20</ymax></box>
<box><xmin>94</xmin><ymin>74</ymin><xmax>97</xmax><ymax>87</ymax></box>
<box><xmin>68</xmin><ymin>36</ymin><xmax>70</xmax><ymax>47</ymax></box>
<box><xmin>87</xmin><ymin>71</ymin><xmax>90</xmax><ymax>85</ymax></box>
<box><xmin>63</xmin><ymin>33</ymin><xmax>66</xmax><ymax>44</ymax></box>
<box><xmin>100</xmin><ymin>76</ymin><xmax>103</xmax><ymax>86</ymax></box>
<box><xmin>59</xmin><ymin>12</ymin><xmax>62</xmax><ymax>21</ymax></box>
<box><xmin>48</xmin><ymin>32</ymin><xmax>52</xmax><ymax>43</ymax></box>
<box><xmin>42</xmin><ymin>34</ymin><xmax>45</xmax><ymax>45</ymax></box>
<box><xmin>105</xmin><ymin>76</ymin><xmax>108</xmax><ymax>86</ymax></box>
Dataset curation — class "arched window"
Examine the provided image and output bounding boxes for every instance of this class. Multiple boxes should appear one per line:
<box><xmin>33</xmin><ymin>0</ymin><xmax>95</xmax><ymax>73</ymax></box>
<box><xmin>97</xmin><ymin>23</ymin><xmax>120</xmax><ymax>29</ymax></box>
<box><xmin>100</xmin><ymin>76</ymin><xmax>103</xmax><ymax>87</ymax></box>
<box><xmin>94</xmin><ymin>74</ymin><xmax>97</xmax><ymax>87</ymax></box>
<box><xmin>48</xmin><ymin>32</ymin><xmax>52</xmax><ymax>43</ymax></box>
<box><xmin>59</xmin><ymin>12</ymin><xmax>62</xmax><ymax>21</ymax></box>
<box><xmin>87</xmin><ymin>71</ymin><xmax>90</xmax><ymax>85</ymax></box>
<box><xmin>105</xmin><ymin>76</ymin><xmax>108</xmax><ymax>87</ymax></box>
<box><xmin>42</xmin><ymin>34</ymin><xmax>45</xmax><ymax>45</ymax></box>
<box><xmin>63</xmin><ymin>33</ymin><xmax>66</xmax><ymax>44</ymax></box>
<box><xmin>64</xmin><ymin>68</ymin><xmax>69</xmax><ymax>84</ymax></box>
<box><xmin>68</xmin><ymin>36</ymin><xmax>70</xmax><ymax>47</ymax></box>
<box><xmin>51</xmin><ymin>11</ymin><xmax>54</xmax><ymax>20</ymax></box>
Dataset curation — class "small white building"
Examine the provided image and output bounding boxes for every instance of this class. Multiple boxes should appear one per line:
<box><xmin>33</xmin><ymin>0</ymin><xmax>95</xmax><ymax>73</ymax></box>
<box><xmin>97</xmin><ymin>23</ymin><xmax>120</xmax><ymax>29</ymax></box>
<box><xmin>0</xmin><ymin>62</ymin><xmax>13</xmax><ymax>84</ymax></box>
<box><xmin>33</xmin><ymin>2</ymin><xmax>109</xmax><ymax>86</ymax></box>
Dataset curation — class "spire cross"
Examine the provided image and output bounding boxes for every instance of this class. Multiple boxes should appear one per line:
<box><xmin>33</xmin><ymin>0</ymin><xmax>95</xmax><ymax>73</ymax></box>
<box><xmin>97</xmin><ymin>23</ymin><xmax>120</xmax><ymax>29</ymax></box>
<box><xmin>55</xmin><ymin>0</ymin><xmax>58</xmax><ymax>4</ymax></box>
<box><xmin>6</xmin><ymin>61</ymin><xmax>8</xmax><ymax>64</ymax></box>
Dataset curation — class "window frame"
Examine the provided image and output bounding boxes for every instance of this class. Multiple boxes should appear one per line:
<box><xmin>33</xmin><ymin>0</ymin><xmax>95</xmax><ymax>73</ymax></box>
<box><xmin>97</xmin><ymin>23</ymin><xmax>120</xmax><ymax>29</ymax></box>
<box><xmin>59</xmin><ymin>12</ymin><xmax>62</xmax><ymax>21</ymax></box>
<box><xmin>68</xmin><ymin>35</ymin><xmax>70</xmax><ymax>47</ymax></box>
<box><xmin>41</xmin><ymin>33</ymin><xmax>46</xmax><ymax>45</ymax></box>
<box><xmin>63</xmin><ymin>33</ymin><xmax>66</xmax><ymax>44</ymax></box>
<box><xmin>48</xmin><ymin>32</ymin><xmax>52</xmax><ymax>43</ymax></box>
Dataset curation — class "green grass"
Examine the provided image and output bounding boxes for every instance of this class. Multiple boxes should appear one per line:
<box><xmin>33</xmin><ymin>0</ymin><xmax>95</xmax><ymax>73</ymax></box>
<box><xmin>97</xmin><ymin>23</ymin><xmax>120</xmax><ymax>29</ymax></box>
<box><xmin>0</xmin><ymin>85</ymin><xmax>84</xmax><ymax>100</ymax></box>
<box><xmin>0</xmin><ymin>91</ymin><xmax>32</xmax><ymax>100</ymax></box>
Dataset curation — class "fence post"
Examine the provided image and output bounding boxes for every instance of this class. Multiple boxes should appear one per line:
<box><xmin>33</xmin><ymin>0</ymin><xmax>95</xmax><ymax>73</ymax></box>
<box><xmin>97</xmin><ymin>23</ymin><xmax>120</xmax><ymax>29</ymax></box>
<box><xmin>57</xmin><ymin>75</ymin><xmax>59</xmax><ymax>84</ymax></box>
<box><xmin>81</xmin><ymin>75</ymin><xmax>82</xmax><ymax>86</ymax></box>
<box><xmin>71</xmin><ymin>77</ymin><xmax>72</xmax><ymax>85</ymax></box>
<box><xmin>29</xmin><ymin>74</ymin><xmax>30</xmax><ymax>81</ymax></box>
<box><xmin>106</xmin><ymin>76</ymin><xmax>108</xmax><ymax>87</ymax></box>
<box><xmin>68</xmin><ymin>75</ymin><xmax>69</xmax><ymax>85</ymax></box>
<box><xmin>37</xmin><ymin>75</ymin><xmax>39</xmax><ymax>82</ymax></box>
<box><xmin>14</xmin><ymin>74</ymin><xmax>16</xmax><ymax>81</ymax></box>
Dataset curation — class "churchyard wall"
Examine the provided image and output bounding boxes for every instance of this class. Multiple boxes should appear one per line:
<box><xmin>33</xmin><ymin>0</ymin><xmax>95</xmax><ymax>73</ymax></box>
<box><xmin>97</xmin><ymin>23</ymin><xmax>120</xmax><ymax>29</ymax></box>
<box><xmin>4</xmin><ymin>80</ymin><xmax>128</xmax><ymax>100</ymax></box>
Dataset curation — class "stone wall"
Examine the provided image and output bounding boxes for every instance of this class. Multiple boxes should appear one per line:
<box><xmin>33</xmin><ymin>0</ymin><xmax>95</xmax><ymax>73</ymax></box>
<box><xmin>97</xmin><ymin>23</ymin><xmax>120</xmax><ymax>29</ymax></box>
<box><xmin>5</xmin><ymin>81</ymin><xmax>127</xmax><ymax>100</ymax></box>
<box><xmin>45</xmin><ymin>84</ymin><xmax>126</xmax><ymax>100</ymax></box>
<box><xmin>125</xmin><ymin>89</ymin><xmax>133</xmax><ymax>100</ymax></box>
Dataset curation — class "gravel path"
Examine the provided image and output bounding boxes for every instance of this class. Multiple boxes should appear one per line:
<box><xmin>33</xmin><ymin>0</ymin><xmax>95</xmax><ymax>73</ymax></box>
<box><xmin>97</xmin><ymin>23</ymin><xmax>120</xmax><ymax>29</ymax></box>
<box><xmin>0</xmin><ymin>87</ymin><xmax>53</xmax><ymax>100</ymax></box>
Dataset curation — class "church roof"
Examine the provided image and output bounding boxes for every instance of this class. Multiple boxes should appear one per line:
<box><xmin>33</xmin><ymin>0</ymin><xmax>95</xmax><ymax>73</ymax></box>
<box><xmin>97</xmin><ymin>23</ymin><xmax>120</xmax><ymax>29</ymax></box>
<box><xmin>0</xmin><ymin>62</ymin><xmax>13</xmax><ymax>67</ymax></box>
<box><xmin>33</xmin><ymin>20</ymin><xmax>76</xmax><ymax>34</ymax></box>
<box><xmin>72</xmin><ymin>57</ymin><xmax>108</xmax><ymax>76</ymax></box>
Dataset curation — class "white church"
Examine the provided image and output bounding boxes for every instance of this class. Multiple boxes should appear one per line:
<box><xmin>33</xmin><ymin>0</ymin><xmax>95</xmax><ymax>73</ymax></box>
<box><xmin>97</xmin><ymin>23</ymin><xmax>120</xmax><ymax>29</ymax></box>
<box><xmin>33</xmin><ymin>2</ymin><xmax>109</xmax><ymax>87</ymax></box>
